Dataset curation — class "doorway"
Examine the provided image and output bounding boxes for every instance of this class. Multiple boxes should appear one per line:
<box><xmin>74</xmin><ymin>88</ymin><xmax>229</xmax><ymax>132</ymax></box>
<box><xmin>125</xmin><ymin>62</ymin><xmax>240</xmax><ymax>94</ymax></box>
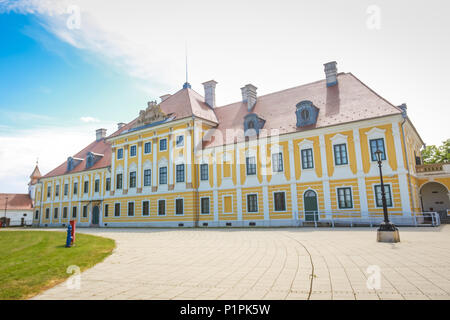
<box><xmin>304</xmin><ymin>190</ymin><xmax>319</xmax><ymax>222</ymax></box>
<box><xmin>92</xmin><ymin>205</ymin><xmax>100</xmax><ymax>225</ymax></box>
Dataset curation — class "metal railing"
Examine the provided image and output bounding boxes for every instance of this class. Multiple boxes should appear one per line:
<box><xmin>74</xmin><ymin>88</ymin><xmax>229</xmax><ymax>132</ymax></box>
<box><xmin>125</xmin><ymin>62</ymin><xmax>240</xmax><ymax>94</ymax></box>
<box><xmin>298</xmin><ymin>211</ymin><xmax>441</xmax><ymax>227</ymax></box>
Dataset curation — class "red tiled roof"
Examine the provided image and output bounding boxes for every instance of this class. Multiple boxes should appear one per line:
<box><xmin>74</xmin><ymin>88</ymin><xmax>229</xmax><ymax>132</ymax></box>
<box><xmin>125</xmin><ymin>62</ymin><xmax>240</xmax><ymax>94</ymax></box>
<box><xmin>159</xmin><ymin>87</ymin><xmax>218</xmax><ymax>123</ymax></box>
<box><xmin>0</xmin><ymin>193</ymin><xmax>33</xmax><ymax>210</ymax></box>
<box><xmin>204</xmin><ymin>73</ymin><xmax>402</xmax><ymax>148</ymax></box>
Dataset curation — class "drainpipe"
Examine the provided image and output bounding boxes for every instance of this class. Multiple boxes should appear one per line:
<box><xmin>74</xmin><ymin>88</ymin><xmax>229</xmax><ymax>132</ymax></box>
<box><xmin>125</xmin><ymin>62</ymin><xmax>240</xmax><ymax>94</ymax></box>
<box><xmin>399</xmin><ymin>106</ymin><xmax>417</xmax><ymax>218</ymax></box>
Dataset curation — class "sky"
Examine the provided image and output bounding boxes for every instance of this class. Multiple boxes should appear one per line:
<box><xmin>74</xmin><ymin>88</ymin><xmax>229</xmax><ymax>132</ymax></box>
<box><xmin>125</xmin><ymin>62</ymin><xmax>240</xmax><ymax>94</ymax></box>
<box><xmin>0</xmin><ymin>0</ymin><xmax>449</xmax><ymax>193</ymax></box>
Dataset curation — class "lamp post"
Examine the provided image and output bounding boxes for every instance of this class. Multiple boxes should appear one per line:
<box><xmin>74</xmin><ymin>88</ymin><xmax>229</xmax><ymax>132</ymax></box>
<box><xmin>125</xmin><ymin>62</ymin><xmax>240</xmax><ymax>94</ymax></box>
<box><xmin>375</xmin><ymin>150</ymin><xmax>399</xmax><ymax>241</ymax></box>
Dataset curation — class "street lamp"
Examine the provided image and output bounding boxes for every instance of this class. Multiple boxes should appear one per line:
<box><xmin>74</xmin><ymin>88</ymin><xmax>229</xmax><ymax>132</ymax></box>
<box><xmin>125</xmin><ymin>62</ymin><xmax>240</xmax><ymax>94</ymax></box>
<box><xmin>375</xmin><ymin>149</ymin><xmax>400</xmax><ymax>242</ymax></box>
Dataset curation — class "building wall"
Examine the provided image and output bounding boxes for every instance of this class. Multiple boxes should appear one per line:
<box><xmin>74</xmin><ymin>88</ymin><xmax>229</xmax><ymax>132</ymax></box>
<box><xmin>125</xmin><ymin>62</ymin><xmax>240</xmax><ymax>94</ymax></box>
<box><xmin>33</xmin><ymin>114</ymin><xmax>429</xmax><ymax>227</ymax></box>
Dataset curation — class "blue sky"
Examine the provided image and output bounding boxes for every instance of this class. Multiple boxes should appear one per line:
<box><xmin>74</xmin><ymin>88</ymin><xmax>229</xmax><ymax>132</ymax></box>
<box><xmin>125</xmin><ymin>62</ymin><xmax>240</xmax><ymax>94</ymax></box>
<box><xmin>0</xmin><ymin>13</ymin><xmax>148</xmax><ymax>130</ymax></box>
<box><xmin>1</xmin><ymin>0</ymin><xmax>449</xmax><ymax>193</ymax></box>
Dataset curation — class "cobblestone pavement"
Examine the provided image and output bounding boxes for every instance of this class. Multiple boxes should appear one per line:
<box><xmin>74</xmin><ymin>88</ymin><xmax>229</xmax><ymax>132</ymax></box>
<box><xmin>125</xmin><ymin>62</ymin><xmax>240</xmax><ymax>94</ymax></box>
<box><xmin>32</xmin><ymin>226</ymin><xmax>450</xmax><ymax>300</ymax></box>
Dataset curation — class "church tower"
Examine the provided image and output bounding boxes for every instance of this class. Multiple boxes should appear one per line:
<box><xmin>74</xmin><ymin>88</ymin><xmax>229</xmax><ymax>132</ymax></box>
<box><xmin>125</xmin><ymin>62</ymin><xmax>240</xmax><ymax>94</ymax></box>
<box><xmin>28</xmin><ymin>161</ymin><xmax>41</xmax><ymax>204</ymax></box>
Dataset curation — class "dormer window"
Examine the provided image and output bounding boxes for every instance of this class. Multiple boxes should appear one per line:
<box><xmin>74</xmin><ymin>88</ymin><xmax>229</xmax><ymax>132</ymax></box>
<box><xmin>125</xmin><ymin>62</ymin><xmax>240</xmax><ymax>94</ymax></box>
<box><xmin>244</xmin><ymin>113</ymin><xmax>265</xmax><ymax>136</ymax></box>
<box><xmin>296</xmin><ymin>100</ymin><xmax>319</xmax><ymax>127</ymax></box>
<box><xmin>86</xmin><ymin>152</ymin><xmax>104</xmax><ymax>169</ymax></box>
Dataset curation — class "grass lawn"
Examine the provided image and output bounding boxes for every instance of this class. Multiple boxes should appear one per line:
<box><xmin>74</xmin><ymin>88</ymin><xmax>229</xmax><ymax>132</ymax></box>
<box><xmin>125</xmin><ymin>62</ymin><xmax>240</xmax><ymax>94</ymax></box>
<box><xmin>0</xmin><ymin>230</ymin><xmax>115</xmax><ymax>300</ymax></box>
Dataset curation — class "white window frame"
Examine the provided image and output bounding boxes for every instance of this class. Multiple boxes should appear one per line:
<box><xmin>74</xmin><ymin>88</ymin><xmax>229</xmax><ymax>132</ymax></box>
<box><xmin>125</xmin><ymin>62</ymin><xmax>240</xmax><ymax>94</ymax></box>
<box><xmin>127</xmin><ymin>201</ymin><xmax>135</xmax><ymax>217</ymax></box>
<box><xmin>246</xmin><ymin>193</ymin><xmax>259</xmax><ymax>213</ymax></box>
<box><xmin>157</xmin><ymin>199</ymin><xmax>166</xmax><ymax>216</ymax></box>
<box><xmin>144</xmin><ymin>141</ymin><xmax>152</xmax><ymax>154</ymax></box>
<box><xmin>373</xmin><ymin>183</ymin><xmax>394</xmax><ymax>208</ymax></box>
<box><xmin>159</xmin><ymin>138</ymin><xmax>168</xmax><ymax>152</ymax></box>
<box><xmin>272</xmin><ymin>191</ymin><xmax>287</xmax><ymax>212</ymax></box>
<box><xmin>336</xmin><ymin>186</ymin><xmax>354</xmax><ymax>210</ymax></box>
<box><xmin>175</xmin><ymin>197</ymin><xmax>184</xmax><ymax>216</ymax></box>
<box><xmin>175</xmin><ymin>135</ymin><xmax>184</xmax><ymax>148</ymax></box>
<box><xmin>117</xmin><ymin>148</ymin><xmax>124</xmax><ymax>160</ymax></box>
<box><xmin>330</xmin><ymin>134</ymin><xmax>349</xmax><ymax>167</ymax></box>
<box><xmin>114</xmin><ymin>202</ymin><xmax>121</xmax><ymax>217</ymax></box>
<box><xmin>200</xmin><ymin>197</ymin><xmax>210</xmax><ymax>215</ymax></box>
<box><xmin>129</xmin><ymin>144</ymin><xmax>137</xmax><ymax>158</ymax></box>
<box><xmin>142</xmin><ymin>200</ymin><xmax>150</xmax><ymax>216</ymax></box>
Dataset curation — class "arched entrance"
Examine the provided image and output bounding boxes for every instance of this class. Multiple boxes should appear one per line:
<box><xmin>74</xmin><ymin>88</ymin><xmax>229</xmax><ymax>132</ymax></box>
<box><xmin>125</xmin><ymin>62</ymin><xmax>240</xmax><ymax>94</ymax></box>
<box><xmin>420</xmin><ymin>182</ymin><xmax>450</xmax><ymax>217</ymax></box>
<box><xmin>92</xmin><ymin>205</ymin><xmax>100</xmax><ymax>225</ymax></box>
<box><xmin>304</xmin><ymin>190</ymin><xmax>318</xmax><ymax>222</ymax></box>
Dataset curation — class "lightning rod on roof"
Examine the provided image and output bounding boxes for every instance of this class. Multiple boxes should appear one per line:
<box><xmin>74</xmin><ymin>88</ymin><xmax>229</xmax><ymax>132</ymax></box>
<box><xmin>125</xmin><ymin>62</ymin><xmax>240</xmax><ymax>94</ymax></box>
<box><xmin>183</xmin><ymin>41</ymin><xmax>191</xmax><ymax>89</ymax></box>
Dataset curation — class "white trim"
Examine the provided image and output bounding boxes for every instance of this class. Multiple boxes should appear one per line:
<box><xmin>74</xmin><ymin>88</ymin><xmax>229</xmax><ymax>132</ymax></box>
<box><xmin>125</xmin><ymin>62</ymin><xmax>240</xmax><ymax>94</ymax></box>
<box><xmin>245</xmin><ymin>193</ymin><xmax>259</xmax><ymax>214</ymax></box>
<box><xmin>127</xmin><ymin>200</ymin><xmax>135</xmax><ymax>217</ymax></box>
<box><xmin>175</xmin><ymin>134</ymin><xmax>185</xmax><ymax>148</ymax></box>
<box><xmin>157</xmin><ymin>198</ymin><xmax>166</xmax><ymax>216</ymax></box>
<box><xmin>272</xmin><ymin>190</ymin><xmax>287</xmax><ymax>212</ymax></box>
<box><xmin>143</xmin><ymin>141</ymin><xmax>152</xmax><ymax>154</ymax></box>
<box><xmin>372</xmin><ymin>183</ymin><xmax>394</xmax><ymax>208</ymax></box>
<box><xmin>141</xmin><ymin>200</ymin><xmax>150</xmax><ymax>216</ymax></box>
<box><xmin>159</xmin><ymin>138</ymin><xmax>168</xmax><ymax>151</ymax></box>
<box><xmin>129</xmin><ymin>144</ymin><xmax>137</xmax><ymax>158</ymax></box>
<box><xmin>200</xmin><ymin>196</ymin><xmax>211</xmax><ymax>215</ymax></box>
<box><xmin>117</xmin><ymin>147</ymin><xmax>124</xmax><ymax>160</ymax></box>
<box><xmin>174</xmin><ymin>197</ymin><xmax>184</xmax><ymax>216</ymax></box>
<box><xmin>335</xmin><ymin>186</ymin><xmax>355</xmax><ymax>210</ymax></box>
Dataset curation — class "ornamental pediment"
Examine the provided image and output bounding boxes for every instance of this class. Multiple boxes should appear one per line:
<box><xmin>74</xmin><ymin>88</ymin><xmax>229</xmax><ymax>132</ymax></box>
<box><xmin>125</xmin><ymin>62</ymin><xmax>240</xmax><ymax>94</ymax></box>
<box><xmin>133</xmin><ymin>101</ymin><xmax>167</xmax><ymax>128</ymax></box>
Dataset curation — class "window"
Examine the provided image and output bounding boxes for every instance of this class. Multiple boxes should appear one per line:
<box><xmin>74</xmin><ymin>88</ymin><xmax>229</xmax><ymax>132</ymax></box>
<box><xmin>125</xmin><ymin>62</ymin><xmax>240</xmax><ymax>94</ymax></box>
<box><xmin>128</xmin><ymin>202</ymin><xmax>134</xmax><ymax>216</ymax></box>
<box><xmin>130</xmin><ymin>145</ymin><xmax>137</xmax><ymax>157</ymax></box>
<box><xmin>47</xmin><ymin>186</ymin><xmax>51</xmax><ymax>198</ymax></box>
<box><xmin>337</xmin><ymin>187</ymin><xmax>353</xmax><ymax>209</ymax></box>
<box><xmin>158</xmin><ymin>200</ymin><xmax>166</xmax><ymax>216</ymax></box>
<box><xmin>272</xmin><ymin>152</ymin><xmax>283</xmax><ymax>172</ymax></box>
<box><xmin>375</xmin><ymin>185</ymin><xmax>393</xmax><ymax>207</ymax></box>
<box><xmin>45</xmin><ymin>208</ymin><xmax>49</xmax><ymax>219</ymax></box>
<box><xmin>116</xmin><ymin>173</ymin><xmax>123</xmax><ymax>189</ymax></box>
<box><xmin>54</xmin><ymin>207</ymin><xmax>58</xmax><ymax>219</ymax></box>
<box><xmin>176</xmin><ymin>135</ymin><xmax>184</xmax><ymax>147</ymax></box>
<box><xmin>72</xmin><ymin>206</ymin><xmax>77</xmax><ymax>218</ymax></box>
<box><xmin>114</xmin><ymin>203</ymin><xmax>120</xmax><ymax>217</ymax></box>
<box><xmin>142</xmin><ymin>201</ymin><xmax>149</xmax><ymax>216</ymax></box>
<box><xmin>104</xmin><ymin>204</ymin><xmax>109</xmax><ymax>217</ymax></box>
<box><xmin>55</xmin><ymin>185</ymin><xmax>59</xmax><ymax>197</ymax></box>
<box><xmin>64</xmin><ymin>184</ymin><xmax>68</xmax><ymax>196</ymax></box>
<box><xmin>144</xmin><ymin>142</ymin><xmax>152</xmax><ymax>154</ymax></box>
<box><xmin>200</xmin><ymin>164</ymin><xmax>209</xmax><ymax>181</ymax></box>
<box><xmin>175</xmin><ymin>199</ymin><xmax>184</xmax><ymax>215</ymax></box>
<box><xmin>247</xmin><ymin>194</ymin><xmax>258</xmax><ymax>213</ymax></box>
<box><xmin>246</xmin><ymin>156</ymin><xmax>256</xmax><ymax>175</ymax></box>
<box><xmin>73</xmin><ymin>182</ymin><xmax>78</xmax><ymax>195</ymax></box>
<box><xmin>84</xmin><ymin>181</ymin><xmax>89</xmax><ymax>193</ymax></box>
<box><xmin>159</xmin><ymin>167</ymin><xmax>167</xmax><ymax>184</ymax></box>
<box><xmin>129</xmin><ymin>171</ymin><xmax>136</xmax><ymax>188</ymax></box>
<box><xmin>274</xmin><ymin>192</ymin><xmax>286</xmax><ymax>211</ymax></box>
<box><xmin>159</xmin><ymin>138</ymin><xmax>167</xmax><ymax>151</ymax></box>
<box><xmin>176</xmin><ymin>164</ymin><xmax>185</xmax><ymax>183</ymax></box>
<box><xmin>63</xmin><ymin>207</ymin><xmax>68</xmax><ymax>218</ymax></box>
<box><xmin>201</xmin><ymin>197</ymin><xmax>210</xmax><ymax>214</ymax></box>
<box><xmin>35</xmin><ymin>210</ymin><xmax>39</xmax><ymax>220</ymax></box>
<box><xmin>106</xmin><ymin>178</ymin><xmax>111</xmax><ymax>191</ymax></box>
<box><xmin>95</xmin><ymin>179</ymin><xmax>99</xmax><ymax>193</ymax></box>
<box><xmin>83</xmin><ymin>205</ymin><xmax>88</xmax><ymax>218</ymax></box>
<box><xmin>144</xmin><ymin>169</ymin><xmax>151</xmax><ymax>186</ymax></box>
<box><xmin>117</xmin><ymin>148</ymin><xmax>123</xmax><ymax>159</ymax></box>
<box><xmin>370</xmin><ymin>138</ymin><xmax>386</xmax><ymax>161</ymax></box>
<box><xmin>301</xmin><ymin>148</ymin><xmax>314</xmax><ymax>169</ymax></box>
<box><xmin>333</xmin><ymin>144</ymin><xmax>348</xmax><ymax>165</ymax></box>
<box><xmin>224</xmin><ymin>196</ymin><xmax>233</xmax><ymax>213</ymax></box>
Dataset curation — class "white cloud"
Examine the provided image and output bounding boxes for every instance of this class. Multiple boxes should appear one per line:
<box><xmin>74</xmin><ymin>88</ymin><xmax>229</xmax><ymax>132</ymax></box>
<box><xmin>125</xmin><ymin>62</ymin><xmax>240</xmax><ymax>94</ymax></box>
<box><xmin>80</xmin><ymin>116</ymin><xmax>99</xmax><ymax>123</ymax></box>
<box><xmin>0</xmin><ymin>122</ymin><xmax>116</xmax><ymax>193</ymax></box>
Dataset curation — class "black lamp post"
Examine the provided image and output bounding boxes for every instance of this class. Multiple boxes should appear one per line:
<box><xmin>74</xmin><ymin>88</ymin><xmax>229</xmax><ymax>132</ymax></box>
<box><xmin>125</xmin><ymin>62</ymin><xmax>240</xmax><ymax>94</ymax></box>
<box><xmin>375</xmin><ymin>150</ymin><xmax>397</xmax><ymax>232</ymax></box>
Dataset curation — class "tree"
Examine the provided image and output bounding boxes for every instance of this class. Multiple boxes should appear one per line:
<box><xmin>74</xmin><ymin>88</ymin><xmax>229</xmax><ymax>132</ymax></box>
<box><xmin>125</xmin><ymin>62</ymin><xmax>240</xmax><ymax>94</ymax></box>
<box><xmin>422</xmin><ymin>139</ymin><xmax>450</xmax><ymax>164</ymax></box>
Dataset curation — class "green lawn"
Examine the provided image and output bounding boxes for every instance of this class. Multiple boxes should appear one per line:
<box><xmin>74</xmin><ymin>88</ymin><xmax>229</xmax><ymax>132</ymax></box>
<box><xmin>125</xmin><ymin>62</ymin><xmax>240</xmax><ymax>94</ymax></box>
<box><xmin>0</xmin><ymin>230</ymin><xmax>115</xmax><ymax>300</ymax></box>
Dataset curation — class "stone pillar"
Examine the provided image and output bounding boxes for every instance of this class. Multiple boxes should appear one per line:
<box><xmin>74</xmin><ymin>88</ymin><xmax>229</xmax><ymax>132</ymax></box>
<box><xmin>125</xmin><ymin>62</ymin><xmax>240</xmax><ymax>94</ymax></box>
<box><xmin>137</xmin><ymin>142</ymin><xmax>142</xmax><ymax>193</ymax></box>
<box><xmin>353</xmin><ymin>128</ymin><xmax>369</xmax><ymax>217</ymax></box>
<box><xmin>319</xmin><ymin>134</ymin><xmax>332</xmax><ymax>214</ymax></box>
<box><xmin>152</xmin><ymin>137</ymin><xmax>158</xmax><ymax>191</ymax></box>
<box><xmin>392</xmin><ymin>122</ymin><xmax>412</xmax><ymax>215</ymax></box>
<box><xmin>235</xmin><ymin>142</ymin><xmax>242</xmax><ymax>222</ymax></box>
<box><xmin>186</xmin><ymin>128</ymin><xmax>193</xmax><ymax>188</ymax></box>
<box><xmin>168</xmin><ymin>133</ymin><xmax>174</xmax><ymax>187</ymax></box>
<box><xmin>288</xmin><ymin>140</ymin><xmax>298</xmax><ymax>220</ymax></box>
<box><xmin>110</xmin><ymin>147</ymin><xmax>116</xmax><ymax>196</ymax></box>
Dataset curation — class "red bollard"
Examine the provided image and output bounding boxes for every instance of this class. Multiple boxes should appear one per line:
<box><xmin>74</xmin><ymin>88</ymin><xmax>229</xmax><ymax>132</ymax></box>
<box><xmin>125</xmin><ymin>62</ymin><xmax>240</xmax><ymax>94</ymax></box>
<box><xmin>70</xmin><ymin>220</ymin><xmax>76</xmax><ymax>245</ymax></box>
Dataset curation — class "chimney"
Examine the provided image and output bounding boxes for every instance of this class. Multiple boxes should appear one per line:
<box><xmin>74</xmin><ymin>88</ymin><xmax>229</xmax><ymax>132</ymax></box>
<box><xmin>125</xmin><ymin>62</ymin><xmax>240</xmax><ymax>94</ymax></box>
<box><xmin>241</xmin><ymin>84</ymin><xmax>257</xmax><ymax>112</ymax></box>
<box><xmin>160</xmin><ymin>94</ymin><xmax>171</xmax><ymax>102</ymax></box>
<box><xmin>324</xmin><ymin>61</ymin><xmax>338</xmax><ymax>87</ymax></box>
<box><xmin>202</xmin><ymin>80</ymin><xmax>218</xmax><ymax>108</ymax></box>
<box><xmin>398</xmin><ymin>103</ymin><xmax>407</xmax><ymax>118</ymax></box>
<box><xmin>96</xmin><ymin>128</ymin><xmax>107</xmax><ymax>141</ymax></box>
<box><xmin>117</xmin><ymin>122</ymin><xmax>126</xmax><ymax>130</ymax></box>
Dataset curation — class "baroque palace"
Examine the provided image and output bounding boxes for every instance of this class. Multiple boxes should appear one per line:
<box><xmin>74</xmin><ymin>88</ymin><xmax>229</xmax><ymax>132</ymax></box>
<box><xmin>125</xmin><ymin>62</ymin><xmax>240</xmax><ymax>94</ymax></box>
<box><xmin>32</xmin><ymin>62</ymin><xmax>450</xmax><ymax>227</ymax></box>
